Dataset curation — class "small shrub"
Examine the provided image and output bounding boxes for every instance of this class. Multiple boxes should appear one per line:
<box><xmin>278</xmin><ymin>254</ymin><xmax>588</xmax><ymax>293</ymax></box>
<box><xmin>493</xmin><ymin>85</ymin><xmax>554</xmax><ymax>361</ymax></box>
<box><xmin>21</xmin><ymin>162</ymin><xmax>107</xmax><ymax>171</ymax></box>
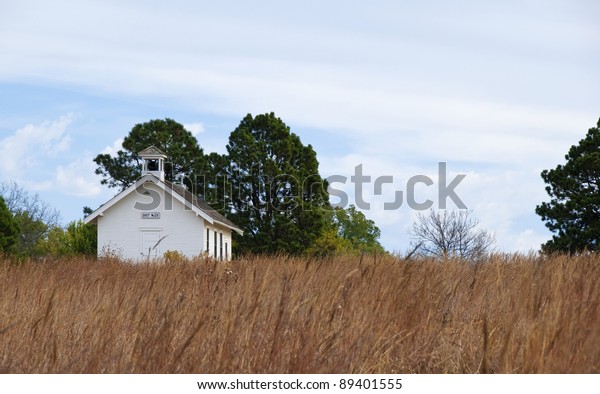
<box><xmin>163</xmin><ymin>250</ymin><xmax>188</xmax><ymax>264</ymax></box>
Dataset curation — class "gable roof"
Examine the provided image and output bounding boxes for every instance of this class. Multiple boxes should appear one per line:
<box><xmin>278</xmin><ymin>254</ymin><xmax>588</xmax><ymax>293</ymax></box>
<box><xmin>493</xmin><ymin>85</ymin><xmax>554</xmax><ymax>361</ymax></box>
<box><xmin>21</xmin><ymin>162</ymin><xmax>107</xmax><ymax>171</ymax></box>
<box><xmin>164</xmin><ymin>179</ymin><xmax>239</xmax><ymax>230</ymax></box>
<box><xmin>84</xmin><ymin>174</ymin><xmax>243</xmax><ymax>235</ymax></box>
<box><xmin>138</xmin><ymin>146</ymin><xmax>167</xmax><ymax>157</ymax></box>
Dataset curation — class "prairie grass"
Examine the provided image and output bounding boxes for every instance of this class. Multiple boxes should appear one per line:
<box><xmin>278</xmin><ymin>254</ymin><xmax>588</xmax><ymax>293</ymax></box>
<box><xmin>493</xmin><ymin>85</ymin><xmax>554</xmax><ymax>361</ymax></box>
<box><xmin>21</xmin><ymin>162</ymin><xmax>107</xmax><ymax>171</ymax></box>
<box><xmin>0</xmin><ymin>253</ymin><xmax>599</xmax><ymax>373</ymax></box>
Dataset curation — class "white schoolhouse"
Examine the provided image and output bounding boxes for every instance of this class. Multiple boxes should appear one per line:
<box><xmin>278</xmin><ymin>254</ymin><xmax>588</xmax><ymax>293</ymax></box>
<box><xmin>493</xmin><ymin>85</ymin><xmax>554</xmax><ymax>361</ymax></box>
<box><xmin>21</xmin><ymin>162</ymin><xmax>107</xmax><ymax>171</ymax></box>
<box><xmin>84</xmin><ymin>146</ymin><xmax>242</xmax><ymax>261</ymax></box>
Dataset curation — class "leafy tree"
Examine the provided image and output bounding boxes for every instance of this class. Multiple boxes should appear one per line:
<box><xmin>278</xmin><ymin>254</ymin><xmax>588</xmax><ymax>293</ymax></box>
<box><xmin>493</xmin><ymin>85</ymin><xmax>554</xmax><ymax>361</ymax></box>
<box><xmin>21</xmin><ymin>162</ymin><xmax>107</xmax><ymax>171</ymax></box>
<box><xmin>41</xmin><ymin>220</ymin><xmax>97</xmax><ymax>257</ymax></box>
<box><xmin>0</xmin><ymin>181</ymin><xmax>60</xmax><ymax>256</ymax></box>
<box><xmin>0</xmin><ymin>196</ymin><xmax>19</xmax><ymax>254</ymax></box>
<box><xmin>332</xmin><ymin>205</ymin><xmax>384</xmax><ymax>253</ymax></box>
<box><xmin>83</xmin><ymin>206</ymin><xmax>93</xmax><ymax>218</ymax></box>
<box><xmin>308</xmin><ymin>227</ymin><xmax>353</xmax><ymax>257</ymax></box>
<box><xmin>203</xmin><ymin>152</ymin><xmax>232</xmax><ymax>209</ymax></box>
<box><xmin>409</xmin><ymin>209</ymin><xmax>495</xmax><ymax>261</ymax></box>
<box><xmin>12</xmin><ymin>211</ymin><xmax>49</xmax><ymax>256</ymax></box>
<box><xmin>41</xmin><ymin>227</ymin><xmax>68</xmax><ymax>256</ymax></box>
<box><xmin>90</xmin><ymin>114</ymin><xmax>387</xmax><ymax>256</ymax></box>
<box><xmin>224</xmin><ymin>113</ymin><xmax>330</xmax><ymax>254</ymax></box>
<box><xmin>536</xmin><ymin>118</ymin><xmax>600</xmax><ymax>253</ymax></box>
<box><xmin>309</xmin><ymin>206</ymin><xmax>385</xmax><ymax>256</ymax></box>
<box><xmin>94</xmin><ymin>118</ymin><xmax>209</xmax><ymax>191</ymax></box>
<box><xmin>0</xmin><ymin>181</ymin><xmax>60</xmax><ymax>227</ymax></box>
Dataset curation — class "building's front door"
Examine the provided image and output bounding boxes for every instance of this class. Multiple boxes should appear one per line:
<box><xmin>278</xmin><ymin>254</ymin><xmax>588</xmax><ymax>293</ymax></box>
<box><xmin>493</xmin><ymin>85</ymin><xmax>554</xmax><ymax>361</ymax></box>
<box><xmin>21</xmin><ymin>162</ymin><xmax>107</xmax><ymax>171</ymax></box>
<box><xmin>141</xmin><ymin>230</ymin><xmax>161</xmax><ymax>259</ymax></box>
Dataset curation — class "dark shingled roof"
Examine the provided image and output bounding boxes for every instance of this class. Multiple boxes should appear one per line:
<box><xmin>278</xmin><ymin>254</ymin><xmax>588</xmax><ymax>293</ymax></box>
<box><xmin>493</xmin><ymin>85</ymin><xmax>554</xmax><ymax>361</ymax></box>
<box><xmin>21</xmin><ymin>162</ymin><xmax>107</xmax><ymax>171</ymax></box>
<box><xmin>164</xmin><ymin>179</ymin><xmax>240</xmax><ymax>231</ymax></box>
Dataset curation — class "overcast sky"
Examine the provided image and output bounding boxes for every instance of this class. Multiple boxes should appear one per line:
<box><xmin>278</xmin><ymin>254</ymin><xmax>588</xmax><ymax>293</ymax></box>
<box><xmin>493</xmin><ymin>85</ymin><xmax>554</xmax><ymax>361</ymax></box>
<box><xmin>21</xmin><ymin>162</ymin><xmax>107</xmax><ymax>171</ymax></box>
<box><xmin>1</xmin><ymin>0</ymin><xmax>599</xmax><ymax>253</ymax></box>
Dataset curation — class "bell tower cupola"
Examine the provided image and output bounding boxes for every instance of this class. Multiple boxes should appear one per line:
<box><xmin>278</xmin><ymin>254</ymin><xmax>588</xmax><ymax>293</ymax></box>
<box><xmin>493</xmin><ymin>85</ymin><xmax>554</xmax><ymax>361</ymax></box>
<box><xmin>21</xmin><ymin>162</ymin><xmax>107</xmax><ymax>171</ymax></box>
<box><xmin>139</xmin><ymin>146</ymin><xmax>167</xmax><ymax>181</ymax></box>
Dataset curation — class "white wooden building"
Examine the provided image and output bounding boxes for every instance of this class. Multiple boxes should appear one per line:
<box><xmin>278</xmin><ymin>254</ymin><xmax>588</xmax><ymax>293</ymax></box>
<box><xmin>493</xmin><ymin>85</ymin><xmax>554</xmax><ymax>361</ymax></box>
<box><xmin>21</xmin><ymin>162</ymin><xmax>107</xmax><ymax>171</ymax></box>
<box><xmin>84</xmin><ymin>146</ymin><xmax>242</xmax><ymax>261</ymax></box>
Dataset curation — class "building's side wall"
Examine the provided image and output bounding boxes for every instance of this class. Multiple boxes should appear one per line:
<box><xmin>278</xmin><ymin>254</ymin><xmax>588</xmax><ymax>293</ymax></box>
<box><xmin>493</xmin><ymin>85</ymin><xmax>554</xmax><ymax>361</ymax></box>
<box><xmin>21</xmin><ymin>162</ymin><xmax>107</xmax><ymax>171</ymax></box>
<box><xmin>97</xmin><ymin>183</ymin><xmax>206</xmax><ymax>261</ymax></box>
<box><xmin>203</xmin><ymin>223</ymin><xmax>233</xmax><ymax>261</ymax></box>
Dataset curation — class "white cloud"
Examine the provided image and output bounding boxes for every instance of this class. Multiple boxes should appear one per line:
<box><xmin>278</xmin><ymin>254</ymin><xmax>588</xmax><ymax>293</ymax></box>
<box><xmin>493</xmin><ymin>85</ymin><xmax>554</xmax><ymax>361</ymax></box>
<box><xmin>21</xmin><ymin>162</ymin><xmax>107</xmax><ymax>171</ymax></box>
<box><xmin>55</xmin><ymin>154</ymin><xmax>103</xmax><ymax>198</ymax></box>
<box><xmin>183</xmin><ymin>122</ymin><xmax>205</xmax><ymax>136</ymax></box>
<box><xmin>101</xmin><ymin>138</ymin><xmax>124</xmax><ymax>156</ymax></box>
<box><xmin>1</xmin><ymin>2</ymin><xmax>595</xmax><ymax>139</ymax></box>
<box><xmin>513</xmin><ymin>229</ymin><xmax>548</xmax><ymax>252</ymax></box>
<box><xmin>319</xmin><ymin>152</ymin><xmax>553</xmax><ymax>253</ymax></box>
<box><xmin>0</xmin><ymin>1</ymin><xmax>597</xmax><ymax>252</ymax></box>
<box><xmin>19</xmin><ymin>179</ymin><xmax>54</xmax><ymax>192</ymax></box>
<box><xmin>0</xmin><ymin>116</ymin><xmax>106</xmax><ymax>200</ymax></box>
<box><xmin>0</xmin><ymin>115</ymin><xmax>73</xmax><ymax>178</ymax></box>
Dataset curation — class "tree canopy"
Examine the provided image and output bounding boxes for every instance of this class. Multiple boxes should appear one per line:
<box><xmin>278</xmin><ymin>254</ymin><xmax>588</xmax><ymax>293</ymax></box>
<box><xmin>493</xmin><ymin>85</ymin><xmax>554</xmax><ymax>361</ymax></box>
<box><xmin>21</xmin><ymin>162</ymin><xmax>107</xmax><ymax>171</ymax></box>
<box><xmin>536</xmin><ymin>118</ymin><xmax>600</xmax><ymax>253</ymax></box>
<box><xmin>94</xmin><ymin>118</ymin><xmax>208</xmax><ymax>191</ymax></box>
<box><xmin>0</xmin><ymin>181</ymin><xmax>61</xmax><ymax>257</ymax></box>
<box><xmin>91</xmin><ymin>113</ymin><xmax>387</xmax><ymax>256</ymax></box>
<box><xmin>0</xmin><ymin>182</ymin><xmax>97</xmax><ymax>258</ymax></box>
<box><xmin>40</xmin><ymin>220</ymin><xmax>97</xmax><ymax>257</ymax></box>
<box><xmin>224</xmin><ymin>113</ymin><xmax>331</xmax><ymax>254</ymax></box>
<box><xmin>333</xmin><ymin>205</ymin><xmax>383</xmax><ymax>253</ymax></box>
<box><xmin>309</xmin><ymin>205</ymin><xmax>384</xmax><ymax>256</ymax></box>
<box><xmin>0</xmin><ymin>196</ymin><xmax>19</xmax><ymax>254</ymax></box>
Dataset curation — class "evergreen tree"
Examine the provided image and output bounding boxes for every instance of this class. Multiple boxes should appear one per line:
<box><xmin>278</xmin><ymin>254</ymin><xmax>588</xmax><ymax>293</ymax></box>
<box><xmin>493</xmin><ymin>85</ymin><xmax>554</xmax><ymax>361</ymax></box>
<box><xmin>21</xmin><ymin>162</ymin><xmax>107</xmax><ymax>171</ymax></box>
<box><xmin>536</xmin><ymin>118</ymin><xmax>600</xmax><ymax>253</ymax></box>
<box><xmin>90</xmin><ymin>114</ymin><xmax>388</xmax><ymax>256</ymax></box>
<box><xmin>94</xmin><ymin>118</ymin><xmax>209</xmax><ymax>191</ymax></box>
<box><xmin>224</xmin><ymin>113</ymin><xmax>330</xmax><ymax>254</ymax></box>
<box><xmin>0</xmin><ymin>196</ymin><xmax>19</xmax><ymax>254</ymax></box>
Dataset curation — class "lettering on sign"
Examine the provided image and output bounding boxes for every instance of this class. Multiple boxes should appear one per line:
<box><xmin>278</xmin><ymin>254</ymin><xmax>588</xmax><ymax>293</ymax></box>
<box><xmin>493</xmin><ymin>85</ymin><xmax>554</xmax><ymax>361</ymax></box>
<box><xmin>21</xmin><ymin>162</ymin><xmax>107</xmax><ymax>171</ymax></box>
<box><xmin>141</xmin><ymin>212</ymin><xmax>160</xmax><ymax>219</ymax></box>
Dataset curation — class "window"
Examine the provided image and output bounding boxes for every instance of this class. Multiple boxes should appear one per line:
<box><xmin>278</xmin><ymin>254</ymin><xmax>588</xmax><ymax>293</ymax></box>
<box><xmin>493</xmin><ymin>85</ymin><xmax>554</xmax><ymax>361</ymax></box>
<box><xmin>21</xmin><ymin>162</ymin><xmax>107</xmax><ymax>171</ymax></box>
<box><xmin>214</xmin><ymin>231</ymin><xmax>217</xmax><ymax>258</ymax></box>
<box><xmin>206</xmin><ymin>228</ymin><xmax>210</xmax><ymax>254</ymax></box>
<box><xmin>147</xmin><ymin>159</ymin><xmax>160</xmax><ymax>171</ymax></box>
<box><xmin>225</xmin><ymin>242</ymin><xmax>228</xmax><ymax>260</ymax></box>
<box><xmin>220</xmin><ymin>233</ymin><xmax>223</xmax><ymax>260</ymax></box>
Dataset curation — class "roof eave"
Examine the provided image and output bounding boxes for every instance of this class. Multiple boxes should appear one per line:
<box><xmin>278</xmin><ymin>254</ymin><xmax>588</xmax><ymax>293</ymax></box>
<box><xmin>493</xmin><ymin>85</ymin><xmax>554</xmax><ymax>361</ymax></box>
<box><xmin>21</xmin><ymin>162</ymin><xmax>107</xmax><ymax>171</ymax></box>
<box><xmin>83</xmin><ymin>174</ymin><xmax>243</xmax><ymax>235</ymax></box>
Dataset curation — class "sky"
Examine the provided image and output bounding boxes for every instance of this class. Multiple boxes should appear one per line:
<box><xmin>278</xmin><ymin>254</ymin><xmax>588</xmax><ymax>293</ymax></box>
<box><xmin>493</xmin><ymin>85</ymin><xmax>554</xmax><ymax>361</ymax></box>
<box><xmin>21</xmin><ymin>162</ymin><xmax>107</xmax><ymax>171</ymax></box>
<box><xmin>0</xmin><ymin>0</ymin><xmax>599</xmax><ymax>254</ymax></box>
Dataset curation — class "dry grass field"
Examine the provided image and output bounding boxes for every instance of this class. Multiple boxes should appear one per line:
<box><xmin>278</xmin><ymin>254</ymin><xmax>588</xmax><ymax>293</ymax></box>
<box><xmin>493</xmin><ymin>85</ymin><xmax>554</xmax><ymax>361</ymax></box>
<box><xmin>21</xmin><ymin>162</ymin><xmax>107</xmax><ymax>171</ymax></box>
<box><xmin>0</xmin><ymin>253</ymin><xmax>599</xmax><ymax>373</ymax></box>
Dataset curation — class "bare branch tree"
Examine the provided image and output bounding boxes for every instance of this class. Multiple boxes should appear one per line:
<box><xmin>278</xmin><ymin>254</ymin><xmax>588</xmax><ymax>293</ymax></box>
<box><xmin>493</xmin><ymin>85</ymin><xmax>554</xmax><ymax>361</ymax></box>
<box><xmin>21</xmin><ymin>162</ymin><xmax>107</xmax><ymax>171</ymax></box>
<box><xmin>0</xmin><ymin>181</ymin><xmax>60</xmax><ymax>227</ymax></box>
<box><xmin>409</xmin><ymin>209</ymin><xmax>495</xmax><ymax>261</ymax></box>
<box><xmin>0</xmin><ymin>181</ymin><xmax>61</xmax><ymax>254</ymax></box>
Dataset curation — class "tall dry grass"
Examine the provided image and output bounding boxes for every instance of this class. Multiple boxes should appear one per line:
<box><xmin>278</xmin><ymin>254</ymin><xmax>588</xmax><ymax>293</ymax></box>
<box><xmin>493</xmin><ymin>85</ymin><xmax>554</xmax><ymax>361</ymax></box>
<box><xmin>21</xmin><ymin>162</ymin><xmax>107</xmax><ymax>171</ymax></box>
<box><xmin>0</xmin><ymin>253</ymin><xmax>599</xmax><ymax>373</ymax></box>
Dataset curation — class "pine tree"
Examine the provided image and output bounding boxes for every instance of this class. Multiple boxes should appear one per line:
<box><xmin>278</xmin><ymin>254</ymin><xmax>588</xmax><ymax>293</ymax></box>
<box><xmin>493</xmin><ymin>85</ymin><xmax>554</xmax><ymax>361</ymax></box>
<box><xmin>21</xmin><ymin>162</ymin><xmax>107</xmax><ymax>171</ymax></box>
<box><xmin>536</xmin><ymin>118</ymin><xmax>600</xmax><ymax>253</ymax></box>
<box><xmin>94</xmin><ymin>118</ymin><xmax>208</xmax><ymax>191</ymax></box>
<box><xmin>224</xmin><ymin>113</ymin><xmax>330</xmax><ymax>254</ymax></box>
<box><xmin>0</xmin><ymin>196</ymin><xmax>19</xmax><ymax>254</ymax></box>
